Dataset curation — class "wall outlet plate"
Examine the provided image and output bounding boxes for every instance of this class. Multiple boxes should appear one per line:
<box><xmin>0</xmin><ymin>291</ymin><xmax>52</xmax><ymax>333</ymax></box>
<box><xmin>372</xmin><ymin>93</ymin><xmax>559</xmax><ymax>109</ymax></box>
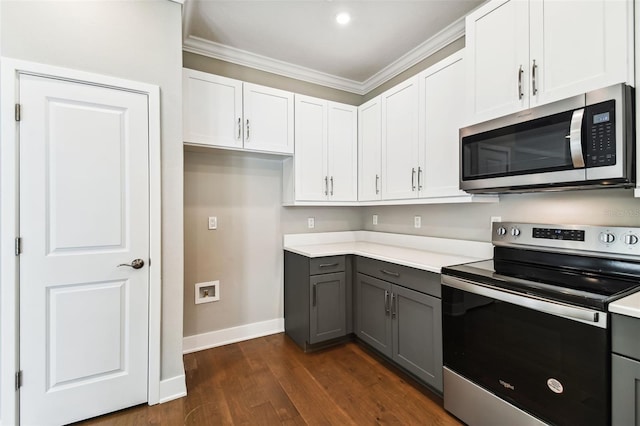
<box><xmin>307</xmin><ymin>217</ymin><xmax>315</xmax><ymax>229</ymax></box>
<box><xmin>208</xmin><ymin>216</ymin><xmax>218</xmax><ymax>230</ymax></box>
<box><xmin>195</xmin><ymin>281</ymin><xmax>220</xmax><ymax>304</ymax></box>
<box><xmin>372</xmin><ymin>214</ymin><xmax>378</xmax><ymax>225</ymax></box>
<box><xmin>414</xmin><ymin>216</ymin><xmax>421</xmax><ymax>228</ymax></box>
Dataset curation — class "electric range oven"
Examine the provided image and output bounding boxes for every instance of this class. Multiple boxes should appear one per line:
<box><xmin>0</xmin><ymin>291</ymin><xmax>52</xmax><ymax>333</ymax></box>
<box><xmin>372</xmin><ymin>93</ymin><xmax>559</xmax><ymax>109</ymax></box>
<box><xmin>441</xmin><ymin>222</ymin><xmax>640</xmax><ymax>426</ymax></box>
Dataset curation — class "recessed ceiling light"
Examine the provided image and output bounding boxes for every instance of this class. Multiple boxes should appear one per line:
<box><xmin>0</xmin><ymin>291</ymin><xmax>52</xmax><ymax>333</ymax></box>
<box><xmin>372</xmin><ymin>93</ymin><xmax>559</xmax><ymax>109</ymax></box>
<box><xmin>336</xmin><ymin>12</ymin><xmax>351</xmax><ymax>25</ymax></box>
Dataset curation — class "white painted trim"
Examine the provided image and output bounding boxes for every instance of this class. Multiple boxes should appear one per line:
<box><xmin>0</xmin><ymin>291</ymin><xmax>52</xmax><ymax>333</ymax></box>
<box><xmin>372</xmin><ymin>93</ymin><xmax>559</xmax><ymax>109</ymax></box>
<box><xmin>182</xmin><ymin>17</ymin><xmax>464</xmax><ymax>95</ymax></box>
<box><xmin>158</xmin><ymin>375</ymin><xmax>187</xmax><ymax>404</ymax></box>
<box><xmin>183</xmin><ymin>36</ymin><xmax>365</xmax><ymax>94</ymax></box>
<box><xmin>0</xmin><ymin>58</ymin><xmax>164</xmax><ymax>421</ymax></box>
<box><xmin>183</xmin><ymin>319</ymin><xmax>285</xmax><ymax>354</ymax></box>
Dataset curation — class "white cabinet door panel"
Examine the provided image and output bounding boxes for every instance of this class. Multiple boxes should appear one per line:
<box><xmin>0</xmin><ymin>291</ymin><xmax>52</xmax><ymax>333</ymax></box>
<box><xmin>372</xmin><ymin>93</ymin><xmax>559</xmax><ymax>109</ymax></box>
<box><xmin>465</xmin><ymin>0</ymin><xmax>530</xmax><ymax>123</ymax></box>
<box><xmin>294</xmin><ymin>95</ymin><xmax>327</xmax><ymax>201</ymax></box>
<box><xmin>381</xmin><ymin>77</ymin><xmax>420</xmax><ymax>200</ymax></box>
<box><xmin>183</xmin><ymin>69</ymin><xmax>242</xmax><ymax>148</ymax></box>
<box><xmin>529</xmin><ymin>0</ymin><xmax>631</xmax><ymax>107</ymax></box>
<box><xmin>243</xmin><ymin>83</ymin><xmax>294</xmax><ymax>154</ymax></box>
<box><xmin>327</xmin><ymin>102</ymin><xmax>358</xmax><ymax>201</ymax></box>
<box><xmin>420</xmin><ymin>52</ymin><xmax>467</xmax><ymax>198</ymax></box>
<box><xmin>358</xmin><ymin>96</ymin><xmax>382</xmax><ymax>201</ymax></box>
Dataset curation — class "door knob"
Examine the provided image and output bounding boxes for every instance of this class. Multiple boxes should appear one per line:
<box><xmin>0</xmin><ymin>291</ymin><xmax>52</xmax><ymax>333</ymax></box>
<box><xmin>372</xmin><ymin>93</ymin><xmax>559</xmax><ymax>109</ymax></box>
<box><xmin>118</xmin><ymin>259</ymin><xmax>145</xmax><ymax>269</ymax></box>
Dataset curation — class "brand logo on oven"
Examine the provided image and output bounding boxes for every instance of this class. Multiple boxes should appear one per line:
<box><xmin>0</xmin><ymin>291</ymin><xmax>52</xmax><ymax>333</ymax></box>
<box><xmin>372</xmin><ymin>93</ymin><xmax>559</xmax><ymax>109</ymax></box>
<box><xmin>499</xmin><ymin>379</ymin><xmax>515</xmax><ymax>390</ymax></box>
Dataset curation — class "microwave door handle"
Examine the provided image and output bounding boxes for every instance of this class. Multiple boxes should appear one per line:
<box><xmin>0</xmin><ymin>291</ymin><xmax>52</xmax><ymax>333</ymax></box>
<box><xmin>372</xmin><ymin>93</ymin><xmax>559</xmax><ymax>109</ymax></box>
<box><xmin>568</xmin><ymin>108</ymin><xmax>586</xmax><ymax>168</ymax></box>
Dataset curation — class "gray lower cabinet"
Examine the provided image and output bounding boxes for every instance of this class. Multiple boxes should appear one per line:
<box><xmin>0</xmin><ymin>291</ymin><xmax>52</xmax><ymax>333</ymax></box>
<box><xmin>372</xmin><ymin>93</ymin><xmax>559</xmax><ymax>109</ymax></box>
<box><xmin>356</xmin><ymin>257</ymin><xmax>443</xmax><ymax>392</ymax></box>
<box><xmin>612</xmin><ymin>313</ymin><xmax>640</xmax><ymax>426</ymax></box>
<box><xmin>284</xmin><ymin>251</ymin><xmax>348</xmax><ymax>350</ymax></box>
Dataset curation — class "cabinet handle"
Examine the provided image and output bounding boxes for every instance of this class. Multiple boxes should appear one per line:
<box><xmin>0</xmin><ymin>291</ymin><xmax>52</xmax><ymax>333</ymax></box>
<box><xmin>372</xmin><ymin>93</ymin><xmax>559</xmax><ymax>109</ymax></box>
<box><xmin>330</xmin><ymin>176</ymin><xmax>334</xmax><ymax>196</ymax></box>
<box><xmin>391</xmin><ymin>292</ymin><xmax>397</xmax><ymax>318</ymax></box>
<box><xmin>518</xmin><ymin>65</ymin><xmax>524</xmax><ymax>100</ymax></box>
<box><xmin>532</xmin><ymin>59</ymin><xmax>538</xmax><ymax>96</ymax></box>
<box><xmin>246</xmin><ymin>119</ymin><xmax>250</xmax><ymax>140</ymax></box>
<box><xmin>237</xmin><ymin>118</ymin><xmax>241</xmax><ymax>140</ymax></box>
<box><xmin>324</xmin><ymin>176</ymin><xmax>329</xmax><ymax>196</ymax></box>
<box><xmin>380</xmin><ymin>269</ymin><xmax>400</xmax><ymax>278</ymax></box>
<box><xmin>313</xmin><ymin>283</ymin><xmax>317</xmax><ymax>307</ymax></box>
<box><xmin>411</xmin><ymin>168</ymin><xmax>416</xmax><ymax>191</ymax></box>
<box><xmin>375</xmin><ymin>174</ymin><xmax>380</xmax><ymax>195</ymax></box>
<box><xmin>319</xmin><ymin>263</ymin><xmax>339</xmax><ymax>268</ymax></box>
<box><xmin>417</xmin><ymin>167</ymin><xmax>423</xmax><ymax>191</ymax></box>
<box><xmin>384</xmin><ymin>290</ymin><xmax>390</xmax><ymax>314</ymax></box>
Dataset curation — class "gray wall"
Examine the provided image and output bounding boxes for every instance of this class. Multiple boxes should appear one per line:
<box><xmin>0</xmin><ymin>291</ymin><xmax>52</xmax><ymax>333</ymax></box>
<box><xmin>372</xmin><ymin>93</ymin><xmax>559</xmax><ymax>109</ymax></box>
<box><xmin>1</xmin><ymin>0</ymin><xmax>185</xmax><ymax>382</ymax></box>
<box><xmin>362</xmin><ymin>189</ymin><xmax>640</xmax><ymax>242</ymax></box>
<box><xmin>183</xmin><ymin>149</ymin><xmax>362</xmax><ymax>337</ymax></box>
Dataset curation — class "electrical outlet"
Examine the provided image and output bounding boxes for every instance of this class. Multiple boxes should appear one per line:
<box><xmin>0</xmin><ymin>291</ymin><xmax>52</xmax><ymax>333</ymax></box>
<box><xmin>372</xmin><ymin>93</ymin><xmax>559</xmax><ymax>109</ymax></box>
<box><xmin>307</xmin><ymin>217</ymin><xmax>315</xmax><ymax>229</ymax></box>
<box><xmin>414</xmin><ymin>216</ymin><xmax>421</xmax><ymax>228</ymax></box>
<box><xmin>208</xmin><ymin>216</ymin><xmax>217</xmax><ymax>230</ymax></box>
<box><xmin>372</xmin><ymin>214</ymin><xmax>378</xmax><ymax>225</ymax></box>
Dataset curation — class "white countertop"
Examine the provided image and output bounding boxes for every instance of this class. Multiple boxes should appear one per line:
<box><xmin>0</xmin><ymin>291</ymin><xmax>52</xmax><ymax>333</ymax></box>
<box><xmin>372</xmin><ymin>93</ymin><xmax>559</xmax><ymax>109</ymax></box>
<box><xmin>283</xmin><ymin>231</ymin><xmax>493</xmax><ymax>273</ymax></box>
<box><xmin>610</xmin><ymin>291</ymin><xmax>640</xmax><ymax>319</ymax></box>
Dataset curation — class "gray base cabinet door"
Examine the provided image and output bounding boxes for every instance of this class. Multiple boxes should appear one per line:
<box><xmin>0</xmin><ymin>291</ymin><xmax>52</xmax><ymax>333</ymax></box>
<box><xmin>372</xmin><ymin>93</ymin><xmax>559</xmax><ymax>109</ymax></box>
<box><xmin>309</xmin><ymin>272</ymin><xmax>346</xmax><ymax>344</ymax></box>
<box><xmin>356</xmin><ymin>273</ymin><xmax>392</xmax><ymax>357</ymax></box>
<box><xmin>392</xmin><ymin>285</ymin><xmax>443</xmax><ymax>391</ymax></box>
<box><xmin>612</xmin><ymin>353</ymin><xmax>640</xmax><ymax>426</ymax></box>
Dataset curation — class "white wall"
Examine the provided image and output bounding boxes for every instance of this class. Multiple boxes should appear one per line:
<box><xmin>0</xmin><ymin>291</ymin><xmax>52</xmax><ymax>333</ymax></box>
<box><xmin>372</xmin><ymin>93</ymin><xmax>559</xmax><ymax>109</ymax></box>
<box><xmin>1</xmin><ymin>0</ymin><xmax>185</xmax><ymax>395</ymax></box>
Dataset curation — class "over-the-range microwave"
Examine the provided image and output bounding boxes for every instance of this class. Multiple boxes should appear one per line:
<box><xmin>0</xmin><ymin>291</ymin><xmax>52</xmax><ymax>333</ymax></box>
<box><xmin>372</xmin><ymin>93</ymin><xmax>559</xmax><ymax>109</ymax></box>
<box><xmin>460</xmin><ymin>84</ymin><xmax>635</xmax><ymax>193</ymax></box>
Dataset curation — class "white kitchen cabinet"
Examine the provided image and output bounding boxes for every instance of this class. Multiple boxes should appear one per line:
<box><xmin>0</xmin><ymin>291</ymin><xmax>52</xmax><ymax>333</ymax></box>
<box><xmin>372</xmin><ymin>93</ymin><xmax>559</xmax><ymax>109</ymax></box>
<box><xmin>358</xmin><ymin>96</ymin><xmax>382</xmax><ymax>201</ymax></box>
<box><xmin>290</xmin><ymin>94</ymin><xmax>357</xmax><ymax>202</ymax></box>
<box><xmin>418</xmin><ymin>50</ymin><xmax>467</xmax><ymax>198</ymax></box>
<box><xmin>381</xmin><ymin>76</ymin><xmax>420</xmax><ymax>200</ymax></box>
<box><xmin>466</xmin><ymin>0</ymin><xmax>633</xmax><ymax>125</ymax></box>
<box><xmin>183</xmin><ymin>68</ymin><xmax>294</xmax><ymax>154</ymax></box>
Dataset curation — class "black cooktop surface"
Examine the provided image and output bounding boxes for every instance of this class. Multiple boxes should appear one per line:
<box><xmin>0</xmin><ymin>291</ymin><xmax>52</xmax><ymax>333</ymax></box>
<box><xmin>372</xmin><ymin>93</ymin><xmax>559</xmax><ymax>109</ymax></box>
<box><xmin>442</xmin><ymin>247</ymin><xmax>640</xmax><ymax>311</ymax></box>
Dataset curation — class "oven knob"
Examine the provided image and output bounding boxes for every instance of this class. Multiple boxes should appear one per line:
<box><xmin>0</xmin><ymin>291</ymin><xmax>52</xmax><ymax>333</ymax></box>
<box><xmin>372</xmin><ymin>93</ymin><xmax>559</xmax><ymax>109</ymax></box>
<box><xmin>624</xmin><ymin>234</ymin><xmax>639</xmax><ymax>245</ymax></box>
<box><xmin>496</xmin><ymin>226</ymin><xmax>507</xmax><ymax>236</ymax></box>
<box><xmin>599</xmin><ymin>232</ymin><xmax>615</xmax><ymax>244</ymax></box>
<box><xmin>511</xmin><ymin>228</ymin><xmax>521</xmax><ymax>237</ymax></box>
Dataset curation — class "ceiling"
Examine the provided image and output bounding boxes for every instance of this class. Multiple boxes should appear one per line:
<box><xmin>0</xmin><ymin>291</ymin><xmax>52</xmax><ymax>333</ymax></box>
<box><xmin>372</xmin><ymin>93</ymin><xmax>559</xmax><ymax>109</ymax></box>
<box><xmin>182</xmin><ymin>1</ymin><xmax>484</xmax><ymax>94</ymax></box>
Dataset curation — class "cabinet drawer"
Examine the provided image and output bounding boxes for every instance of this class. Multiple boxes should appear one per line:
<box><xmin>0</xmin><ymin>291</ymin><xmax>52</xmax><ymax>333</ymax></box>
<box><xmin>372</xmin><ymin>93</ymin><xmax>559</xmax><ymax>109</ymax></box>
<box><xmin>612</xmin><ymin>314</ymin><xmax>640</xmax><ymax>360</ymax></box>
<box><xmin>356</xmin><ymin>256</ymin><xmax>440</xmax><ymax>298</ymax></box>
<box><xmin>310</xmin><ymin>256</ymin><xmax>345</xmax><ymax>275</ymax></box>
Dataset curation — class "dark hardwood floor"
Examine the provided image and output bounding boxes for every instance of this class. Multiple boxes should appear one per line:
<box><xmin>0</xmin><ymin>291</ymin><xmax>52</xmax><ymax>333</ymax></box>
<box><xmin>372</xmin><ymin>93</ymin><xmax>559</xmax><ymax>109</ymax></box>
<box><xmin>77</xmin><ymin>333</ymin><xmax>462</xmax><ymax>425</ymax></box>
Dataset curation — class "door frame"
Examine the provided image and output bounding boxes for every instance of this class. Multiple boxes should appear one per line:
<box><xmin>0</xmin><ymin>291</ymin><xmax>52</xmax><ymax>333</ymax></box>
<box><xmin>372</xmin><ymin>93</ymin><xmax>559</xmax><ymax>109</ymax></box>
<box><xmin>0</xmin><ymin>58</ymin><xmax>162</xmax><ymax>425</ymax></box>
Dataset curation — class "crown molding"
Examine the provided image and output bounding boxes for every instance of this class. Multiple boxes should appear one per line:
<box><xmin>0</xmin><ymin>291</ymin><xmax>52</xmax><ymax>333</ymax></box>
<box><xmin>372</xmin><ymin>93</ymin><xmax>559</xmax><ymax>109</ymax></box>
<box><xmin>183</xmin><ymin>36</ymin><xmax>365</xmax><ymax>94</ymax></box>
<box><xmin>182</xmin><ymin>15</ymin><xmax>465</xmax><ymax>96</ymax></box>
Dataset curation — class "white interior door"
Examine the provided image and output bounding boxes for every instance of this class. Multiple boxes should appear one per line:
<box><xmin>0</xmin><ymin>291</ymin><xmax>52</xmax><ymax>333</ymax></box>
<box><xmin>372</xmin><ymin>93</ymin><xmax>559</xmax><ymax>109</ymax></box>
<box><xmin>19</xmin><ymin>73</ymin><xmax>150</xmax><ymax>425</ymax></box>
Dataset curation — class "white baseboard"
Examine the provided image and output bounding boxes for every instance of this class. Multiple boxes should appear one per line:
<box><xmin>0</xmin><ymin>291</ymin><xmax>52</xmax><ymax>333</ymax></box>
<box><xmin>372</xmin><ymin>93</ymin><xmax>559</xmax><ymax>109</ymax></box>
<box><xmin>183</xmin><ymin>318</ymin><xmax>285</xmax><ymax>354</ymax></box>
<box><xmin>158</xmin><ymin>374</ymin><xmax>187</xmax><ymax>404</ymax></box>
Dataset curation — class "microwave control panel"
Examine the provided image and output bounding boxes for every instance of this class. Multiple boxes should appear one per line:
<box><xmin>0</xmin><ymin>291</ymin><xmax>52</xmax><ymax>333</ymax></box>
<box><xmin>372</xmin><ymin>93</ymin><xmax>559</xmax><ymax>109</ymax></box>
<box><xmin>586</xmin><ymin>100</ymin><xmax>616</xmax><ymax>167</ymax></box>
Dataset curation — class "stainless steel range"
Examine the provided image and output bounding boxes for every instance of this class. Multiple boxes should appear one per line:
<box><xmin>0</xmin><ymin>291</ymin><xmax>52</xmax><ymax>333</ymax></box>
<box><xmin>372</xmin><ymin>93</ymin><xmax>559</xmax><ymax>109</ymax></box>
<box><xmin>441</xmin><ymin>222</ymin><xmax>640</xmax><ymax>426</ymax></box>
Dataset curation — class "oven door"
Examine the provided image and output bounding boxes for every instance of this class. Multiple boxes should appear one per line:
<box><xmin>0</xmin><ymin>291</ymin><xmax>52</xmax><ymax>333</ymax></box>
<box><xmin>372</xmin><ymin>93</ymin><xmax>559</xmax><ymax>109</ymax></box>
<box><xmin>442</xmin><ymin>275</ymin><xmax>609</xmax><ymax>426</ymax></box>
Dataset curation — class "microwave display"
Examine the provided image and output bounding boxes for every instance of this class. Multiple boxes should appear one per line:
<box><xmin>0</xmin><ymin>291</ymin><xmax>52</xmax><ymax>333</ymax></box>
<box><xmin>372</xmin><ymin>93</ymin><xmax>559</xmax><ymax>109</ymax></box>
<box><xmin>593</xmin><ymin>112</ymin><xmax>610</xmax><ymax>124</ymax></box>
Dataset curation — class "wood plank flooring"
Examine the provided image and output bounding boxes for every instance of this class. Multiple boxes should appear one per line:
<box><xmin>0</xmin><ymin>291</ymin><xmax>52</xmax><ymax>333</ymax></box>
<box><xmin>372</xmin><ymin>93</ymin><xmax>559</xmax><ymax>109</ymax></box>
<box><xmin>77</xmin><ymin>333</ymin><xmax>462</xmax><ymax>425</ymax></box>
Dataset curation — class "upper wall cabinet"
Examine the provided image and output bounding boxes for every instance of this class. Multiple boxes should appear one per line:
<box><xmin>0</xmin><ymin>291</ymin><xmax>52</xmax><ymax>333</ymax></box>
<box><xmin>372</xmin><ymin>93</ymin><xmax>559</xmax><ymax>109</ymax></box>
<box><xmin>358</xmin><ymin>96</ymin><xmax>382</xmax><ymax>202</ymax></box>
<box><xmin>183</xmin><ymin>68</ymin><xmax>294</xmax><ymax>155</ymax></box>
<box><xmin>285</xmin><ymin>94</ymin><xmax>357</xmax><ymax>203</ymax></box>
<box><xmin>465</xmin><ymin>0</ymin><xmax>633</xmax><ymax>125</ymax></box>
<box><xmin>381</xmin><ymin>76</ymin><xmax>421</xmax><ymax>200</ymax></box>
<box><xmin>418</xmin><ymin>50</ymin><xmax>467</xmax><ymax>199</ymax></box>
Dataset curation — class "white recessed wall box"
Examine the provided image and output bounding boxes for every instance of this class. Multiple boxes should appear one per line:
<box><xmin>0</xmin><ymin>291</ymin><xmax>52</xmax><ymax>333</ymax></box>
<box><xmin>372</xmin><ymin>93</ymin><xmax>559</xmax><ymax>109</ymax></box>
<box><xmin>195</xmin><ymin>281</ymin><xmax>220</xmax><ymax>304</ymax></box>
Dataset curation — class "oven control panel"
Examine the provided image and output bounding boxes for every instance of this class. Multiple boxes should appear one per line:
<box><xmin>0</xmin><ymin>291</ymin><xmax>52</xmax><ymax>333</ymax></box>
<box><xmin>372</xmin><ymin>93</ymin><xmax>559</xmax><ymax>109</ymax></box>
<box><xmin>493</xmin><ymin>222</ymin><xmax>640</xmax><ymax>257</ymax></box>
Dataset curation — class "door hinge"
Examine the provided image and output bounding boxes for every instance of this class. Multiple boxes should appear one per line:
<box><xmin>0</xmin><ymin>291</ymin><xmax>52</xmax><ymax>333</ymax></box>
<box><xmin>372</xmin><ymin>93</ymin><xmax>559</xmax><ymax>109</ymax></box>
<box><xmin>15</xmin><ymin>370</ymin><xmax>22</xmax><ymax>390</ymax></box>
<box><xmin>15</xmin><ymin>237</ymin><xmax>22</xmax><ymax>256</ymax></box>
<box><xmin>15</xmin><ymin>104</ymin><xmax>21</xmax><ymax>122</ymax></box>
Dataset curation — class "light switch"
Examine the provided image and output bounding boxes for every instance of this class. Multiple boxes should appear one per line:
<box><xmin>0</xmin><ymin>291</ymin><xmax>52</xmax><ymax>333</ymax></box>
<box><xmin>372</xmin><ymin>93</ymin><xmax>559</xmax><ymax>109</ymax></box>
<box><xmin>208</xmin><ymin>216</ymin><xmax>218</xmax><ymax>230</ymax></box>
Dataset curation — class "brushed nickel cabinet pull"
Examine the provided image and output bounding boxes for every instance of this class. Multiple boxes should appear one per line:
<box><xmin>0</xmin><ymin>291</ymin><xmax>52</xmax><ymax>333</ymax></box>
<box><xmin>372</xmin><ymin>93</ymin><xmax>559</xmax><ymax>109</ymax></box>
<box><xmin>246</xmin><ymin>119</ymin><xmax>250</xmax><ymax>140</ymax></box>
<box><xmin>384</xmin><ymin>290</ymin><xmax>390</xmax><ymax>314</ymax></box>
<box><xmin>375</xmin><ymin>174</ymin><xmax>380</xmax><ymax>195</ymax></box>
<box><xmin>330</xmin><ymin>176</ymin><xmax>334</xmax><ymax>196</ymax></box>
<box><xmin>391</xmin><ymin>292</ymin><xmax>397</xmax><ymax>318</ymax></box>
<box><xmin>313</xmin><ymin>283</ymin><xmax>317</xmax><ymax>307</ymax></box>
<box><xmin>418</xmin><ymin>167</ymin><xmax>423</xmax><ymax>191</ymax></box>
<box><xmin>380</xmin><ymin>269</ymin><xmax>400</xmax><ymax>277</ymax></box>
<box><xmin>324</xmin><ymin>176</ymin><xmax>329</xmax><ymax>196</ymax></box>
<box><xmin>237</xmin><ymin>117</ymin><xmax>241</xmax><ymax>139</ymax></box>
<box><xmin>518</xmin><ymin>65</ymin><xmax>524</xmax><ymax>100</ymax></box>
<box><xmin>319</xmin><ymin>263</ymin><xmax>339</xmax><ymax>268</ymax></box>
<box><xmin>411</xmin><ymin>168</ymin><xmax>416</xmax><ymax>191</ymax></box>
<box><xmin>532</xmin><ymin>59</ymin><xmax>538</xmax><ymax>95</ymax></box>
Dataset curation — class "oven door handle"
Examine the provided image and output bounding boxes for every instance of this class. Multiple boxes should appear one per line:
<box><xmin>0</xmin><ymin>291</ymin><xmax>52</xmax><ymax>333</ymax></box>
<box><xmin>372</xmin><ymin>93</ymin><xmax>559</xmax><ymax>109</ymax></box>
<box><xmin>442</xmin><ymin>275</ymin><xmax>607</xmax><ymax>328</ymax></box>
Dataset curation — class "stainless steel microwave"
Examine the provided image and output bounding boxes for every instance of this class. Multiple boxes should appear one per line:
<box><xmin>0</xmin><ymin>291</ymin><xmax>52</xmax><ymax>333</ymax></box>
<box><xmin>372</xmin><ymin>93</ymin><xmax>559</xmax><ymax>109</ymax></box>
<box><xmin>460</xmin><ymin>84</ymin><xmax>635</xmax><ymax>193</ymax></box>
